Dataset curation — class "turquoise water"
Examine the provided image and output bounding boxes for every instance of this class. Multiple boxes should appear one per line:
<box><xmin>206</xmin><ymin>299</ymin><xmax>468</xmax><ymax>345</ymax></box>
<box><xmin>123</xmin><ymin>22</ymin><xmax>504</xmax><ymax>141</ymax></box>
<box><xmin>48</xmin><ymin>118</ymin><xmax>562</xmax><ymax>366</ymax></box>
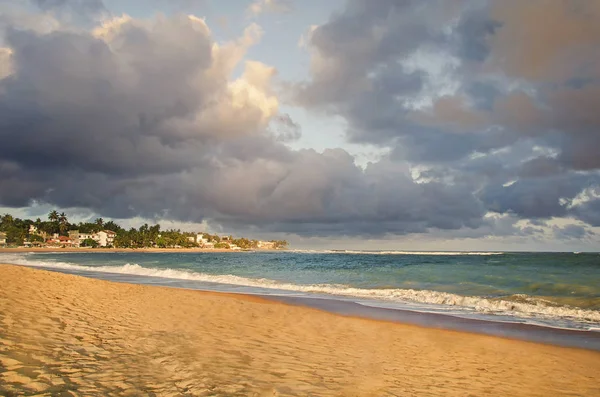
<box><xmin>2</xmin><ymin>250</ymin><xmax>599</xmax><ymax>331</ymax></box>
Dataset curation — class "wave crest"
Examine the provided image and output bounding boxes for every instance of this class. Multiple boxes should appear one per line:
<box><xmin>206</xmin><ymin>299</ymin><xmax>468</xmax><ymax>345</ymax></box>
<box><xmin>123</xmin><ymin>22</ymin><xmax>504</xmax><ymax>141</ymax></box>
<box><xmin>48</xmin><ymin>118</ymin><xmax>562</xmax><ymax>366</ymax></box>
<box><xmin>289</xmin><ymin>249</ymin><xmax>504</xmax><ymax>256</ymax></box>
<box><xmin>2</xmin><ymin>254</ymin><xmax>598</xmax><ymax>324</ymax></box>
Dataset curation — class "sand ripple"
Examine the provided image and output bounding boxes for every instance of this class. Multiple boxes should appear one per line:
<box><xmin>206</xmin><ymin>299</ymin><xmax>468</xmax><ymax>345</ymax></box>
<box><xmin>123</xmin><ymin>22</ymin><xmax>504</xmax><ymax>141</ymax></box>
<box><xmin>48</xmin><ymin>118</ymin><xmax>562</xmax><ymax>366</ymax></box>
<box><xmin>1</xmin><ymin>264</ymin><xmax>599</xmax><ymax>396</ymax></box>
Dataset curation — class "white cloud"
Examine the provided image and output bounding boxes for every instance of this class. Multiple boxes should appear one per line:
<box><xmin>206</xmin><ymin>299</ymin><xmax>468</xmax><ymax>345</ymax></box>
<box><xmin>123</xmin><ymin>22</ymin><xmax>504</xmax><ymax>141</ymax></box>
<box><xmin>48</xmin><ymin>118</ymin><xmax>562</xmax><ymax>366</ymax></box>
<box><xmin>298</xmin><ymin>25</ymin><xmax>317</xmax><ymax>49</ymax></box>
<box><xmin>247</xmin><ymin>0</ymin><xmax>292</xmax><ymax>17</ymax></box>
<box><xmin>0</xmin><ymin>47</ymin><xmax>13</xmax><ymax>80</ymax></box>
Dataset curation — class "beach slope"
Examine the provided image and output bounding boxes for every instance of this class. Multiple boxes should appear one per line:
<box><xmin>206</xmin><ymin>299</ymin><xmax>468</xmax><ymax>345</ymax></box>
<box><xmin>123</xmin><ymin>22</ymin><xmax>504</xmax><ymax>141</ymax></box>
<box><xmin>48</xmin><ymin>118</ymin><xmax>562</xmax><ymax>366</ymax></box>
<box><xmin>1</xmin><ymin>264</ymin><xmax>598</xmax><ymax>396</ymax></box>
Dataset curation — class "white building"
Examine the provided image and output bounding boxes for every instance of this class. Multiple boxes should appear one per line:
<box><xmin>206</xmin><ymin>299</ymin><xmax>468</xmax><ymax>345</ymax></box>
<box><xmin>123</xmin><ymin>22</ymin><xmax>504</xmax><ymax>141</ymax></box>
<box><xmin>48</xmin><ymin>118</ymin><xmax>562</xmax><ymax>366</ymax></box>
<box><xmin>196</xmin><ymin>234</ymin><xmax>209</xmax><ymax>245</ymax></box>
<box><xmin>257</xmin><ymin>241</ymin><xmax>275</xmax><ymax>249</ymax></box>
<box><xmin>79</xmin><ymin>233</ymin><xmax>95</xmax><ymax>241</ymax></box>
<box><xmin>77</xmin><ymin>230</ymin><xmax>116</xmax><ymax>247</ymax></box>
<box><xmin>0</xmin><ymin>232</ymin><xmax>6</xmax><ymax>246</ymax></box>
<box><xmin>96</xmin><ymin>230</ymin><xmax>116</xmax><ymax>247</ymax></box>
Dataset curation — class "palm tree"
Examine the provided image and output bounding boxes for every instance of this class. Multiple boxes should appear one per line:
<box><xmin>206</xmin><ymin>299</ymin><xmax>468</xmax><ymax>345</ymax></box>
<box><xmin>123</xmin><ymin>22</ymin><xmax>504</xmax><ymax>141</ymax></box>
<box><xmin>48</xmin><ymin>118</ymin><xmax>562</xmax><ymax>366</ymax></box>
<box><xmin>1</xmin><ymin>214</ymin><xmax>14</xmax><ymax>225</ymax></box>
<box><xmin>58</xmin><ymin>212</ymin><xmax>69</xmax><ymax>235</ymax></box>
<box><xmin>48</xmin><ymin>210</ymin><xmax>59</xmax><ymax>223</ymax></box>
<box><xmin>95</xmin><ymin>218</ymin><xmax>104</xmax><ymax>228</ymax></box>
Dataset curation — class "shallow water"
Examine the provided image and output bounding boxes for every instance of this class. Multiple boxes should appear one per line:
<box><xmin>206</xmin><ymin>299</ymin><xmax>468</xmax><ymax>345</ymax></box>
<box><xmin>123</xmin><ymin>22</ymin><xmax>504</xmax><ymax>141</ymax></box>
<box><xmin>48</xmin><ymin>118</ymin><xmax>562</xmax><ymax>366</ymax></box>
<box><xmin>2</xmin><ymin>250</ymin><xmax>599</xmax><ymax>332</ymax></box>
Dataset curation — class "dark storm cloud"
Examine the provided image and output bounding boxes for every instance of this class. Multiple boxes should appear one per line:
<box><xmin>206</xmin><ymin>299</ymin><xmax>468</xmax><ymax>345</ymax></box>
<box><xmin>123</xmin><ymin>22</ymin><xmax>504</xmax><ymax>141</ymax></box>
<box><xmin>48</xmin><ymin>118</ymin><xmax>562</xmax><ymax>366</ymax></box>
<box><xmin>465</xmin><ymin>82</ymin><xmax>500</xmax><ymax>111</ymax></box>
<box><xmin>0</xmin><ymin>11</ymin><xmax>491</xmax><ymax>237</ymax></box>
<box><xmin>1</xmin><ymin>0</ymin><xmax>598</xmax><ymax>240</ymax></box>
<box><xmin>518</xmin><ymin>157</ymin><xmax>563</xmax><ymax>179</ymax></box>
<box><xmin>296</xmin><ymin>0</ymin><xmax>600</xmax><ymax>233</ymax></box>
<box><xmin>570</xmin><ymin>189</ymin><xmax>600</xmax><ymax>227</ymax></box>
<box><xmin>553</xmin><ymin>224</ymin><xmax>594</xmax><ymax>240</ymax></box>
<box><xmin>480</xmin><ymin>174</ymin><xmax>600</xmax><ymax>222</ymax></box>
<box><xmin>0</xmin><ymin>19</ymin><xmax>214</xmax><ymax>177</ymax></box>
<box><xmin>453</xmin><ymin>2</ymin><xmax>500</xmax><ymax>62</ymax></box>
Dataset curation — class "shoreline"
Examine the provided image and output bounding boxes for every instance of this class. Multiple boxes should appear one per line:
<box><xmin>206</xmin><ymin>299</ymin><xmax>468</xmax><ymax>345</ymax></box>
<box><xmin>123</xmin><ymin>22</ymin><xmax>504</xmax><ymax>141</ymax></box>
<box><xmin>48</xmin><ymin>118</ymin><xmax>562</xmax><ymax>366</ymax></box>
<box><xmin>8</xmin><ymin>262</ymin><xmax>600</xmax><ymax>351</ymax></box>
<box><xmin>0</xmin><ymin>247</ymin><xmax>284</xmax><ymax>253</ymax></box>
<box><xmin>1</xmin><ymin>254</ymin><xmax>599</xmax><ymax>349</ymax></box>
<box><xmin>1</xmin><ymin>264</ymin><xmax>599</xmax><ymax>396</ymax></box>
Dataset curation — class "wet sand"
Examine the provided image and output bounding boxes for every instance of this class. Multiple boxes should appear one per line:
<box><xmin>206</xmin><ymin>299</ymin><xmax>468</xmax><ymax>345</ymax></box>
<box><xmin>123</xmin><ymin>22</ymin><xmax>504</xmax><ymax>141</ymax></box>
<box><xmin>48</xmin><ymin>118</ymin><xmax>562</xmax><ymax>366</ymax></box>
<box><xmin>1</xmin><ymin>264</ymin><xmax>599</xmax><ymax>396</ymax></box>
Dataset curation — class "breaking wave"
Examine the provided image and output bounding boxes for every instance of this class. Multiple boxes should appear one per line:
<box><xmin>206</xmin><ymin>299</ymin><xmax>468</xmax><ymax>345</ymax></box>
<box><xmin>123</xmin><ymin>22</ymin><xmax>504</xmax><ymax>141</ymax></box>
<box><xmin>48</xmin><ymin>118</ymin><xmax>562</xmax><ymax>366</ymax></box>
<box><xmin>289</xmin><ymin>249</ymin><xmax>504</xmax><ymax>256</ymax></box>
<box><xmin>2</xmin><ymin>253</ymin><xmax>598</xmax><ymax>325</ymax></box>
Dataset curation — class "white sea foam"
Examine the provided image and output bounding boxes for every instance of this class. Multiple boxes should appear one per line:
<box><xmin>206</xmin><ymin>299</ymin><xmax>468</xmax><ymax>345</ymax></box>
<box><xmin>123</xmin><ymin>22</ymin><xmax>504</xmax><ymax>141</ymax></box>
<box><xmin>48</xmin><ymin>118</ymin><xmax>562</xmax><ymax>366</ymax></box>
<box><xmin>2</xmin><ymin>253</ymin><xmax>598</xmax><ymax>325</ymax></box>
<box><xmin>289</xmin><ymin>249</ymin><xmax>504</xmax><ymax>256</ymax></box>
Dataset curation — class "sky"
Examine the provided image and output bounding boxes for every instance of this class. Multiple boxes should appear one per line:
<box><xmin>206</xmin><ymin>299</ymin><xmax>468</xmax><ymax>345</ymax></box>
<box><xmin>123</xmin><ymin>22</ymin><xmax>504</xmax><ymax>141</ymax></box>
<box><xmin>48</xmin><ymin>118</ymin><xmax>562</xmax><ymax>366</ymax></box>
<box><xmin>1</xmin><ymin>0</ymin><xmax>600</xmax><ymax>251</ymax></box>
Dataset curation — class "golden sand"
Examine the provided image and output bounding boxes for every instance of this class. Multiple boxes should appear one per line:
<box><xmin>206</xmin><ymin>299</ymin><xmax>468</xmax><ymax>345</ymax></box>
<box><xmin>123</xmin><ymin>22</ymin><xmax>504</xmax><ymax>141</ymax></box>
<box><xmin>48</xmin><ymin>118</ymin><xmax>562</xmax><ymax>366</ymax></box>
<box><xmin>0</xmin><ymin>264</ymin><xmax>598</xmax><ymax>396</ymax></box>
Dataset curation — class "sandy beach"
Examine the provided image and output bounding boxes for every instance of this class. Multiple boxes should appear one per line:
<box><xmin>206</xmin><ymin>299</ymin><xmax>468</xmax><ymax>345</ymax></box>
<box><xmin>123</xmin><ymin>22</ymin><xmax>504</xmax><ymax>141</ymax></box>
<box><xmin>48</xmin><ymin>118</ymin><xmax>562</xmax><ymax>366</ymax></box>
<box><xmin>1</xmin><ymin>264</ymin><xmax>598</xmax><ymax>396</ymax></box>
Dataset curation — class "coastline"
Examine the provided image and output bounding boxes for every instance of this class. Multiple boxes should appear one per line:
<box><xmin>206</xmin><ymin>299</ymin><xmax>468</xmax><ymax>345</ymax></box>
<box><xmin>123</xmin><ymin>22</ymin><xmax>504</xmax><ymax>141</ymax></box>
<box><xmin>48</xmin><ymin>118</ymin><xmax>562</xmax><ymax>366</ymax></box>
<box><xmin>1</xmin><ymin>264</ymin><xmax>599</xmax><ymax>396</ymax></box>
<box><xmin>0</xmin><ymin>247</ymin><xmax>283</xmax><ymax>253</ymax></box>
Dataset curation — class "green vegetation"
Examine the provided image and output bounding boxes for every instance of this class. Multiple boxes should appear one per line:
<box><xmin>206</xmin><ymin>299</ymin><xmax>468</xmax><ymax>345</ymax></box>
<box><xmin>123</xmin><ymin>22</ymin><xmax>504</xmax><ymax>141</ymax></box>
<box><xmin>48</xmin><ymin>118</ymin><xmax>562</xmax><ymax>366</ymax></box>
<box><xmin>0</xmin><ymin>210</ymin><xmax>289</xmax><ymax>249</ymax></box>
<box><xmin>231</xmin><ymin>238</ymin><xmax>256</xmax><ymax>249</ymax></box>
<box><xmin>29</xmin><ymin>234</ymin><xmax>45</xmax><ymax>245</ymax></box>
<box><xmin>272</xmin><ymin>240</ymin><xmax>289</xmax><ymax>249</ymax></box>
<box><xmin>80</xmin><ymin>238</ymin><xmax>99</xmax><ymax>248</ymax></box>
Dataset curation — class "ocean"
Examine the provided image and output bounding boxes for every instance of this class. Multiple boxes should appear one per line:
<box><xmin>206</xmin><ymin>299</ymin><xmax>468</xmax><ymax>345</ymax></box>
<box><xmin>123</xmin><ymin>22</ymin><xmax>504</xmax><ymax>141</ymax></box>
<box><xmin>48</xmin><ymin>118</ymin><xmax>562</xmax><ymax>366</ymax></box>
<box><xmin>2</xmin><ymin>250</ymin><xmax>599</xmax><ymax>337</ymax></box>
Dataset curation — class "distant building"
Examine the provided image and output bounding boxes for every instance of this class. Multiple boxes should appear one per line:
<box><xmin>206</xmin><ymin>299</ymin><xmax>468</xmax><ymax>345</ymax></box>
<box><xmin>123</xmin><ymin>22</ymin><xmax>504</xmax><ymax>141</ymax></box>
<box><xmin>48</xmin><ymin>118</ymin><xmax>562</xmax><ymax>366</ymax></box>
<box><xmin>187</xmin><ymin>236</ymin><xmax>195</xmax><ymax>243</ymax></box>
<box><xmin>29</xmin><ymin>226</ymin><xmax>47</xmax><ymax>239</ymax></box>
<box><xmin>0</xmin><ymin>232</ymin><xmax>6</xmax><ymax>246</ymax></box>
<box><xmin>68</xmin><ymin>230</ymin><xmax>81</xmax><ymax>247</ymax></box>
<box><xmin>79</xmin><ymin>233</ymin><xmax>95</xmax><ymax>241</ymax></box>
<box><xmin>48</xmin><ymin>235</ymin><xmax>78</xmax><ymax>247</ymax></box>
<box><xmin>96</xmin><ymin>230</ymin><xmax>116</xmax><ymax>247</ymax></box>
<box><xmin>257</xmin><ymin>241</ymin><xmax>275</xmax><ymax>249</ymax></box>
<box><xmin>196</xmin><ymin>234</ymin><xmax>208</xmax><ymax>245</ymax></box>
<box><xmin>73</xmin><ymin>230</ymin><xmax>117</xmax><ymax>247</ymax></box>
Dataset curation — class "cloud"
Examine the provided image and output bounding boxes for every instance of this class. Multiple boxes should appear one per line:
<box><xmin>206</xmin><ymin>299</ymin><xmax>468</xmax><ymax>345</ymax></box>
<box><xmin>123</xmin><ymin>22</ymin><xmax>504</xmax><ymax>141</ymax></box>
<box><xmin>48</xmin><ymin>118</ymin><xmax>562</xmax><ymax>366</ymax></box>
<box><xmin>247</xmin><ymin>0</ymin><xmax>292</xmax><ymax>17</ymax></box>
<box><xmin>486</xmin><ymin>0</ymin><xmax>600</xmax><ymax>83</ymax></box>
<box><xmin>0</xmin><ymin>0</ymin><xmax>598</xmax><ymax>242</ymax></box>
<box><xmin>553</xmin><ymin>224</ymin><xmax>595</xmax><ymax>240</ymax></box>
<box><xmin>28</xmin><ymin>0</ymin><xmax>108</xmax><ymax>23</ymax></box>
<box><xmin>30</xmin><ymin>0</ymin><xmax>106</xmax><ymax>13</ymax></box>
<box><xmin>0</xmin><ymin>10</ymin><xmax>493</xmax><ymax>238</ymax></box>
<box><xmin>293</xmin><ymin>0</ymin><xmax>600</xmax><ymax>234</ymax></box>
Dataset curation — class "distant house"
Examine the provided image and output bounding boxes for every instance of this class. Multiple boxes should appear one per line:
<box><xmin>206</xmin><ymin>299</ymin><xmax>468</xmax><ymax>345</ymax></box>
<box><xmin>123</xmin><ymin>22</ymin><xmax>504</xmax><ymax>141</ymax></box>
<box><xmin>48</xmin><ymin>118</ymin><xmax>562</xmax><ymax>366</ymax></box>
<box><xmin>203</xmin><ymin>242</ymin><xmax>215</xmax><ymax>249</ymax></box>
<box><xmin>68</xmin><ymin>230</ymin><xmax>81</xmax><ymax>247</ymax></box>
<box><xmin>187</xmin><ymin>236</ymin><xmax>196</xmax><ymax>243</ymax></box>
<box><xmin>0</xmin><ymin>232</ymin><xmax>7</xmax><ymax>246</ymax></box>
<box><xmin>196</xmin><ymin>234</ymin><xmax>208</xmax><ymax>245</ymax></box>
<box><xmin>28</xmin><ymin>226</ymin><xmax>47</xmax><ymax>240</ymax></box>
<box><xmin>74</xmin><ymin>230</ymin><xmax>116</xmax><ymax>247</ymax></box>
<box><xmin>257</xmin><ymin>241</ymin><xmax>275</xmax><ymax>249</ymax></box>
<box><xmin>57</xmin><ymin>236</ymin><xmax>78</xmax><ymax>247</ymax></box>
<box><xmin>96</xmin><ymin>230</ymin><xmax>116</xmax><ymax>247</ymax></box>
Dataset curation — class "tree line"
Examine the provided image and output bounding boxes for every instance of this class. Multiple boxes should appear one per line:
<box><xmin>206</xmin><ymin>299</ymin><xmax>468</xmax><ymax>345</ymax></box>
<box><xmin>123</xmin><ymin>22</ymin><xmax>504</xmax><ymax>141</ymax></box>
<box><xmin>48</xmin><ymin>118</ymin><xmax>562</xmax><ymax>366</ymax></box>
<box><xmin>0</xmin><ymin>211</ymin><xmax>288</xmax><ymax>249</ymax></box>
